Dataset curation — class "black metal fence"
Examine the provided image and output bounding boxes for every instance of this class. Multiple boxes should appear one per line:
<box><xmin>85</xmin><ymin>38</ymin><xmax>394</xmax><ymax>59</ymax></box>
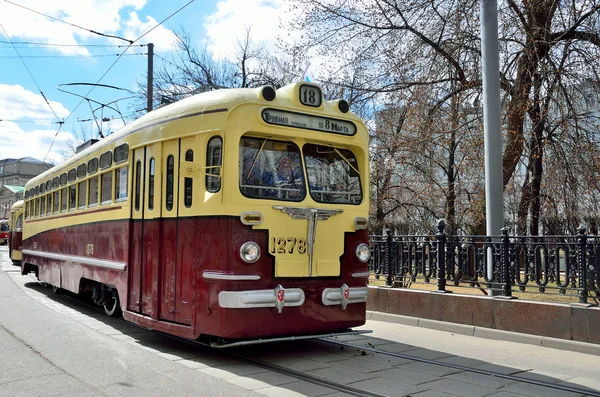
<box><xmin>369</xmin><ymin>220</ymin><xmax>600</xmax><ymax>304</ymax></box>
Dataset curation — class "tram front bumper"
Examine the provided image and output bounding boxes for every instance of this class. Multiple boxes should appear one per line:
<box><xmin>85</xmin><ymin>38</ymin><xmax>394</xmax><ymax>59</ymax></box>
<box><xmin>218</xmin><ymin>284</ymin><xmax>368</xmax><ymax>313</ymax></box>
<box><xmin>218</xmin><ymin>285</ymin><xmax>305</xmax><ymax>313</ymax></box>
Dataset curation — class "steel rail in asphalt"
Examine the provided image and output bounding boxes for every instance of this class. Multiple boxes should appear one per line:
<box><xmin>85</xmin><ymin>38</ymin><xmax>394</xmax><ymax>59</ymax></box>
<box><xmin>321</xmin><ymin>338</ymin><xmax>600</xmax><ymax>396</ymax></box>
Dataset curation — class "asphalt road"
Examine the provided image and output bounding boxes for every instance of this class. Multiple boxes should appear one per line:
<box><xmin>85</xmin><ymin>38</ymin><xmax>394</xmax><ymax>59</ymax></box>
<box><xmin>1</xmin><ymin>244</ymin><xmax>599</xmax><ymax>397</ymax></box>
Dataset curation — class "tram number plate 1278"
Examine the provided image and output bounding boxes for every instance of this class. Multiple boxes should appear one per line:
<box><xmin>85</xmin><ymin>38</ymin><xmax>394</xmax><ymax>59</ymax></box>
<box><xmin>270</xmin><ymin>237</ymin><xmax>307</xmax><ymax>254</ymax></box>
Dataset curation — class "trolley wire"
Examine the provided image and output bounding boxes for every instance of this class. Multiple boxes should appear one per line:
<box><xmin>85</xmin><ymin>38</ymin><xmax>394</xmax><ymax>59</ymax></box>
<box><xmin>2</xmin><ymin>0</ymin><xmax>133</xmax><ymax>44</ymax></box>
<box><xmin>0</xmin><ymin>40</ymin><xmax>146</xmax><ymax>48</ymax></box>
<box><xmin>59</xmin><ymin>0</ymin><xmax>197</xmax><ymax>125</ymax></box>
<box><xmin>40</xmin><ymin>0</ymin><xmax>196</xmax><ymax>161</ymax></box>
<box><xmin>0</xmin><ymin>53</ymin><xmax>147</xmax><ymax>60</ymax></box>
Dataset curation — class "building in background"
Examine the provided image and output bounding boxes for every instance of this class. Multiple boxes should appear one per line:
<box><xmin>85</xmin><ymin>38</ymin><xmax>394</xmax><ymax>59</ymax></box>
<box><xmin>0</xmin><ymin>157</ymin><xmax>52</xmax><ymax>219</ymax></box>
<box><xmin>0</xmin><ymin>185</ymin><xmax>24</xmax><ymax>220</ymax></box>
<box><xmin>0</xmin><ymin>157</ymin><xmax>53</xmax><ymax>188</ymax></box>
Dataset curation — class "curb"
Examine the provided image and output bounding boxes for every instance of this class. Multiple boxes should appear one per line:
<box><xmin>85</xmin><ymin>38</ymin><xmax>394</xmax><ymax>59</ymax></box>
<box><xmin>367</xmin><ymin>311</ymin><xmax>600</xmax><ymax>356</ymax></box>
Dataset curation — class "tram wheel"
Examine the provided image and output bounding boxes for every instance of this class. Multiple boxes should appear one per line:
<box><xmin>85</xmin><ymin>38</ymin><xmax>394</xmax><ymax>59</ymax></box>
<box><xmin>103</xmin><ymin>293</ymin><xmax>122</xmax><ymax>317</ymax></box>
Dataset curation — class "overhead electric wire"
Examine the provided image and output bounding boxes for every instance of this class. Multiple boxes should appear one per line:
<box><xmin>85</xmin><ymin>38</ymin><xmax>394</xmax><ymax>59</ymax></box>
<box><xmin>3</xmin><ymin>0</ymin><xmax>133</xmax><ymax>44</ymax></box>
<box><xmin>0</xmin><ymin>53</ymin><xmax>147</xmax><ymax>59</ymax></box>
<box><xmin>0</xmin><ymin>40</ymin><xmax>146</xmax><ymax>48</ymax></box>
<box><xmin>0</xmin><ymin>22</ymin><xmax>64</xmax><ymax>125</ymax></box>
<box><xmin>1</xmin><ymin>114</ymin><xmax>137</xmax><ymax>124</ymax></box>
<box><xmin>43</xmin><ymin>0</ymin><xmax>197</xmax><ymax>159</ymax></box>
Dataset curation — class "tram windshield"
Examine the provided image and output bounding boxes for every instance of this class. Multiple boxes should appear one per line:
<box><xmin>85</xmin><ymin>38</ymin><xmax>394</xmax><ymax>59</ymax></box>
<box><xmin>239</xmin><ymin>137</ymin><xmax>306</xmax><ymax>201</ymax></box>
<box><xmin>304</xmin><ymin>144</ymin><xmax>362</xmax><ymax>205</ymax></box>
<box><xmin>239</xmin><ymin>137</ymin><xmax>362</xmax><ymax>204</ymax></box>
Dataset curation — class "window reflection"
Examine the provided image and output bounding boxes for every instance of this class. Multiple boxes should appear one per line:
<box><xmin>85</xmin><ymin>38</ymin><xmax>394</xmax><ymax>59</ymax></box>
<box><xmin>239</xmin><ymin>137</ymin><xmax>305</xmax><ymax>201</ymax></box>
<box><xmin>303</xmin><ymin>144</ymin><xmax>362</xmax><ymax>205</ymax></box>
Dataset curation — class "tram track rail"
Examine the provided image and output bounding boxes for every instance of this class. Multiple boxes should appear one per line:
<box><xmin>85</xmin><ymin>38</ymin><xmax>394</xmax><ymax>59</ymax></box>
<box><xmin>321</xmin><ymin>338</ymin><xmax>600</xmax><ymax>397</ymax></box>
<box><xmin>36</xmin><ymin>283</ymin><xmax>600</xmax><ymax>397</ymax></box>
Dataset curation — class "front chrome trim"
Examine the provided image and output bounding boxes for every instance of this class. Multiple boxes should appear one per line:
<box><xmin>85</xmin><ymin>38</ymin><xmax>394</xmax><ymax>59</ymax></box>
<box><xmin>322</xmin><ymin>284</ymin><xmax>368</xmax><ymax>310</ymax></box>
<box><xmin>218</xmin><ymin>286</ymin><xmax>305</xmax><ymax>313</ymax></box>
<box><xmin>22</xmin><ymin>249</ymin><xmax>126</xmax><ymax>271</ymax></box>
<box><xmin>352</xmin><ymin>271</ymin><xmax>371</xmax><ymax>278</ymax></box>
<box><xmin>203</xmin><ymin>272</ymin><xmax>260</xmax><ymax>281</ymax></box>
<box><xmin>272</xmin><ymin>206</ymin><xmax>343</xmax><ymax>220</ymax></box>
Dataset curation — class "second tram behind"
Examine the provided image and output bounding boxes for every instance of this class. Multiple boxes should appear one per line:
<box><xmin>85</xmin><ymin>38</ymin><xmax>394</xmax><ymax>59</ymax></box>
<box><xmin>20</xmin><ymin>82</ymin><xmax>371</xmax><ymax>344</ymax></box>
<box><xmin>8</xmin><ymin>200</ymin><xmax>24</xmax><ymax>264</ymax></box>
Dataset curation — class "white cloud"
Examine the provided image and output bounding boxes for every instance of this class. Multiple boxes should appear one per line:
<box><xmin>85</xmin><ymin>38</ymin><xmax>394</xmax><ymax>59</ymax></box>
<box><xmin>0</xmin><ymin>121</ymin><xmax>72</xmax><ymax>165</ymax></box>
<box><xmin>0</xmin><ymin>84</ymin><xmax>72</xmax><ymax>163</ymax></box>
<box><xmin>203</xmin><ymin>0</ymin><xmax>296</xmax><ymax>60</ymax></box>
<box><xmin>0</xmin><ymin>1</ymin><xmax>177</xmax><ymax>55</ymax></box>
<box><xmin>0</xmin><ymin>84</ymin><xmax>70</xmax><ymax>121</ymax></box>
<box><xmin>121</xmin><ymin>12</ymin><xmax>178</xmax><ymax>51</ymax></box>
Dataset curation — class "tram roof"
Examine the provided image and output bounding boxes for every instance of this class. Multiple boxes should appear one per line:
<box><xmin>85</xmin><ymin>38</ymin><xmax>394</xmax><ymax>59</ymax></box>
<box><xmin>26</xmin><ymin>82</ymin><xmax>364</xmax><ymax>190</ymax></box>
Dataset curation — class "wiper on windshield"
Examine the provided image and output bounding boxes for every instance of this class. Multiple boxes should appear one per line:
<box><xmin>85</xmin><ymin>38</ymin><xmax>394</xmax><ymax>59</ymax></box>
<box><xmin>245</xmin><ymin>138</ymin><xmax>268</xmax><ymax>181</ymax></box>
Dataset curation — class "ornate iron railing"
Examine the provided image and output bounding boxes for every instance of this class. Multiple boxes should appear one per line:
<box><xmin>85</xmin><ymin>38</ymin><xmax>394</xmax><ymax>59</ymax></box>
<box><xmin>369</xmin><ymin>220</ymin><xmax>600</xmax><ymax>304</ymax></box>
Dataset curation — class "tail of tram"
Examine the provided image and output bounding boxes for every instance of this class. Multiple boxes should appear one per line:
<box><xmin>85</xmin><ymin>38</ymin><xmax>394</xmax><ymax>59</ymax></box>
<box><xmin>20</xmin><ymin>82</ymin><xmax>371</xmax><ymax>344</ymax></box>
<box><xmin>8</xmin><ymin>200</ymin><xmax>24</xmax><ymax>264</ymax></box>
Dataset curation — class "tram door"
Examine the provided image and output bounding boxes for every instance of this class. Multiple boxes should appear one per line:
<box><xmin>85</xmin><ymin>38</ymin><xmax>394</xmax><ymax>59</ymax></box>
<box><xmin>159</xmin><ymin>138</ymin><xmax>192</xmax><ymax>325</ymax></box>
<box><xmin>128</xmin><ymin>147</ymin><xmax>145</xmax><ymax>313</ymax></box>
<box><xmin>129</xmin><ymin>144</ymin><xmax>162</xmax><ymax>318</ymax></box>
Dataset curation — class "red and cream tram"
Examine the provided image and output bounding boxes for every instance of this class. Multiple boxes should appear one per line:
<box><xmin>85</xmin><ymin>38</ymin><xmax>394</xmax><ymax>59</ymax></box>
<box><xmin>8</xmin><ymin>200</ymin><xmax>24</xmax><ymax>264</ymax></box>
<box><xmin>21</xmin><ymin>82</ymin><xmax>371</xmax><ymax>345</ymax></box>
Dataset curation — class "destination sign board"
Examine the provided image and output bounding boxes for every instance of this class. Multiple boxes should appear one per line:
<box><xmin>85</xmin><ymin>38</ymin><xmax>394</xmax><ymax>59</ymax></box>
<box><xmin>261</xmin><ymin>109</ymin><xmax>356</xmax><ymax>136</ymax></box>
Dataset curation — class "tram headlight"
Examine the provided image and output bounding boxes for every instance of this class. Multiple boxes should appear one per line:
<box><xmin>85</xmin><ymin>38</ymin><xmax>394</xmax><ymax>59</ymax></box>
<box><xmin>240</xmin><ymin>241</ymin><xmax>261</xmax><ymax>263</ymax></box>
<box><xmin>355</xmin><ymin>243</ymin><xmax>371</xmax><ymax>263</ymax></box>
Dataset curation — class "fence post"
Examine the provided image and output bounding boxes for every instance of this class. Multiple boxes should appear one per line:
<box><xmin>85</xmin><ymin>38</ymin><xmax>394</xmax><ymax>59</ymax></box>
<box><xmin>501</xmin><ymin>227</ymin><xmax>512</xmax><ymax>297</ymax></box>
<box><xmin>386</xmin><ymin>230</ymin><xmax>393</xmax><ymax>287</ymax></box>
<box><xmin>436</xmin><ymin>219</ymin><xmax>446</xmax><ymax>292</ymax></box>
<box><xmin>577</xmin><ymin>225</ymin><xmax>588</xmax><ymax>304</ymax></box>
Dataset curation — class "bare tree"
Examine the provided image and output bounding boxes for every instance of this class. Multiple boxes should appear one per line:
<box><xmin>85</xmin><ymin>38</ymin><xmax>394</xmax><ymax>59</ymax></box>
<box><xmin>285</xmin><ymin>0</ymin><xmax>600</xmax><ymax>234</ymax></box>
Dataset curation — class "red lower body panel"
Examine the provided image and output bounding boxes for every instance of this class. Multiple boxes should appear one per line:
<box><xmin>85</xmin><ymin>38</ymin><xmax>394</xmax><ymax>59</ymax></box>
<box><xmin>23</xmin><ymin>216</ymin><xmax>368</xmax><ymax>340</ymax></box>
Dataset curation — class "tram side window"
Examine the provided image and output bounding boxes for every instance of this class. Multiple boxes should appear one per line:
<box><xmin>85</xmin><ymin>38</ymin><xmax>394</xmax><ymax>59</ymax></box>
<box><xmin>69</xmin><ymin>185</ymin><xmax>77</xmax><ymax>210</ymax></box>
<box><xmin>89</xmin><ymin>177</ymin><xmax>99</xmax><ymax>206</ymax></box>
<box><xmin>206</xmin><ymin>137</ymin><xmax>222</xmax><ymax>193</ymax></box>
<box><xmin>166</xmin><ymin>155</ymin><xmax>175</xmax><ymax>210</ymax></box>
<box><xmin>183</xmin><ymin>151</ymin><xmax>192</xmax><ymax>208</ymax></box>
<box><xmin>148</xmin><ymin>158</ymin><xmax>155</xmax><ymax>210</ymax></box>
<box><xmin>135</xmin><ymin>161</ymin><xmax>141</xmax><ymax>211</ymax></box>
<box><xmin>115</xmin><ymin>166</ymin><xmax>128</xmax><ymax>201</ymax></box>
<box><xmin>77</xmin><ymin>164</ymin><xmax>86</xmax><ymax>179</ymax></box>
<box><xmin>53</xmin><ymin>191</ymin><xmax>59</xmax><ymax>213</ymax></box>
<box><xmin>114</xmin><ymin>143</ymin><xmax>129</xmax><ymax>163</ymax></box>
<box><xmin>15</xmin><ymin>214</ymin><xmax>22</xmax><ymax>228</ymax></box>
<box><xmin>41</xmin><ymin>196</ymin><xmax>46</xmax><ymax>216</ymax></box>
<box><xmin>47</xmin><ymin>194</ymin><xmax>52</xmax><ymax>214</ymax></box>
<box><xmin>78</xmin><ymin>181</ymin><xmax>86</xmax><ymax>208</ymax></box>
<box><xmin>100</xmin><ymin>151</ymin><xmax>112</xmax><ymax>170</ymax></box>
<box><xmin>101</xmin><ymin>172</ymin><xmax>113</xmax><ymax>204</ymax></box>
<box><xmin>35</xmin><ymin>198</ymin><xmax>40</xmax><ymax>217</ymax></box>
<box><xmin>68</xmin><ymin>168</ymin><xmax>76</xmax><ymax>183</ymax></box>
<box><xmin>61</xmin><ymin>188</ymin><xmax>68</xmax><ymax>212</ymax></box>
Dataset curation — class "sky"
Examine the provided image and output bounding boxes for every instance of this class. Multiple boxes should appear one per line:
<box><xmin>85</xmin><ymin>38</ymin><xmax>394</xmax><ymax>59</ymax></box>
<box><xmin>0</xmin><ymin>0</ymin><xmax>293</xmax><ymax>164</ymax></box>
